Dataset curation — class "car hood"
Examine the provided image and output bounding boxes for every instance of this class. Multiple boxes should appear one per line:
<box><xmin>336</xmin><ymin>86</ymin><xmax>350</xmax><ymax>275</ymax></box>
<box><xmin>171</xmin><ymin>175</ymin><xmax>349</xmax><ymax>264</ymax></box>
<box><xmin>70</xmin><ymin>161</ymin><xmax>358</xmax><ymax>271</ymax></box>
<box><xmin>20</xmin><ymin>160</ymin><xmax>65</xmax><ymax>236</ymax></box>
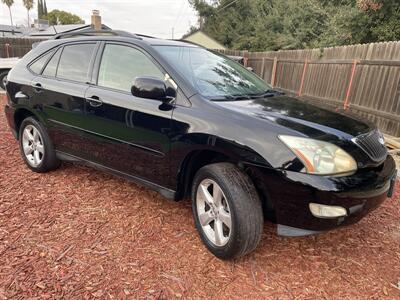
<box><xmin>214</xmin><ymin>96</ymin><xmax>373</xmax><ymax>140</ymax></box>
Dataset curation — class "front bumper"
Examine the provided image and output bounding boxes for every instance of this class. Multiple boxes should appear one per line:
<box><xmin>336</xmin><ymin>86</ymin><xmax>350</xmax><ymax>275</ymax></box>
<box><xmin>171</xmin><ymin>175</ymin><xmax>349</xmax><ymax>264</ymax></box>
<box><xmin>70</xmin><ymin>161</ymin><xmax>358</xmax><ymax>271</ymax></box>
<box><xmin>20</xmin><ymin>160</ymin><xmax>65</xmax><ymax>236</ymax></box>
<box><xmin>253</xmin><ymin>155</ymin><xmax>397</xmax><ymax>235</ymax></box>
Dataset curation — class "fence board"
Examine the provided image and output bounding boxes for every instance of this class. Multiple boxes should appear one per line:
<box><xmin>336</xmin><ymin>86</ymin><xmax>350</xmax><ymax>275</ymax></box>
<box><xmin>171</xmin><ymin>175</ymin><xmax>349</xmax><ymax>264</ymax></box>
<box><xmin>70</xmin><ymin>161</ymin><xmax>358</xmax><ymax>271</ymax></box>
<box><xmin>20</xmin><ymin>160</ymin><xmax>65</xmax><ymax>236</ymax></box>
<box><xmin>0</xmin><ymin>37</ymin><xmax>46</xmax><ymax>58</ymax></box>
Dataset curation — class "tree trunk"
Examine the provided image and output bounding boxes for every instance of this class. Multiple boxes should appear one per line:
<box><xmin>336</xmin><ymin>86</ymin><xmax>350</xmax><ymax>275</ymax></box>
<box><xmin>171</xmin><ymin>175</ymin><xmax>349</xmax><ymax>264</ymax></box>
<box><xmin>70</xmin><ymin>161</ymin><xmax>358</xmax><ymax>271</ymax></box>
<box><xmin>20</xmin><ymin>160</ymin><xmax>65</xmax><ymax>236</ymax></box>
<box><xmin>8</xmin><ymin>6</ymin><xmax>13</xmax><ymax>27</ymax></box>
<box><xmin>27</xmin><ymin>9</ymin><xmax>30</xmax><ymax>27</ymax></box>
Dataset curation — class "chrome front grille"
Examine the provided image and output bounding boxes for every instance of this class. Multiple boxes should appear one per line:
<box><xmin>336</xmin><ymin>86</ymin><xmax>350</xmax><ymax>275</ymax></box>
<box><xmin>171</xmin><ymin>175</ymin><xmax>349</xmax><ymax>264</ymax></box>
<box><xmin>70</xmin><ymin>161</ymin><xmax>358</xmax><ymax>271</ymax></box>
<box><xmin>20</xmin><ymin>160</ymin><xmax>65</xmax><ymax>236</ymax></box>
<box><xmin>352</xmin><ymin>130</ymin><xmax>387</xmax><ymax>162</ymax></box>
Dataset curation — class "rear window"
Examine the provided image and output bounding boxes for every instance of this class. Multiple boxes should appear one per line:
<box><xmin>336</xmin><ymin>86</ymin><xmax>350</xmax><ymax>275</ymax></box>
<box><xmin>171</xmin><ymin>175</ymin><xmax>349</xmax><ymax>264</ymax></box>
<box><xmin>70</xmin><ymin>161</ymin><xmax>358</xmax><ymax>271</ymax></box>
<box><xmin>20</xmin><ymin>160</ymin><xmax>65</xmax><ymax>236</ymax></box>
<box><xmin>42</xmin><ymin>48</ymin><xmax>62</xmax><ymax>77</ymax></box>
<box><xmin>56</xmin><ymin>43</ymin><xmax>96</xmax><ymax>83</ymax></box>
<box><xmin>29</xmin><ymin>50</ymin><xmax>54</xmax><ymax>74</ymax></box>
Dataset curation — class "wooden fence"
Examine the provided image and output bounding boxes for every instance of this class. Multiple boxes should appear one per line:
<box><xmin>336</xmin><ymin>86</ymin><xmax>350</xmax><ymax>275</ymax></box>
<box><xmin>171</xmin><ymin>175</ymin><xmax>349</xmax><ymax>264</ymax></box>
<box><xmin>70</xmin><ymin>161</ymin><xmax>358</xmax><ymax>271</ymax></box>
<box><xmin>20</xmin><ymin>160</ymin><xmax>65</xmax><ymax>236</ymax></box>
<box><xmin>219</xmin><ymin>42</ymin><xmax>400</xmax><ymax>137</ymax></box>
<box><xmin>0</xmin><ymin>37</ymin><xmax>45</xmax><ymax>58</ymax></box>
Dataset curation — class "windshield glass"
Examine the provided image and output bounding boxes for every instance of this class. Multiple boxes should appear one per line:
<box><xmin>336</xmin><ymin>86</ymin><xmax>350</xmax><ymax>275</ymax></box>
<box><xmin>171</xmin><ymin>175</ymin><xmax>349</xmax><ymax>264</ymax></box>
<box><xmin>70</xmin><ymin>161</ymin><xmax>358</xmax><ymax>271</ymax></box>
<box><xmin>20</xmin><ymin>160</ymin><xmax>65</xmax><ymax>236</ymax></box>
<box><xmin>154</xmin><ymin>45</ymin><xmax>271</xmax><ymax>99</ymax></box>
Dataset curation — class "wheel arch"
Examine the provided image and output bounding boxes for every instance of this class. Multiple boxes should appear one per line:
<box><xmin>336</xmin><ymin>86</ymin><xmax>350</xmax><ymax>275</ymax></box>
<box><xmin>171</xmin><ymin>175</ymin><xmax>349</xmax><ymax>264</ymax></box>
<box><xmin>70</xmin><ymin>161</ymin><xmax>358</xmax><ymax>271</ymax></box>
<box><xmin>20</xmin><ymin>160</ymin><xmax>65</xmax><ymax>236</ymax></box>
<box><xmin>175</xmin><ymin>149</ymin><xmax>233</xmax><ymax>201</ymax></box>
<box><xmin>174</xmin><ymin>138</ymin><xmax>277</xmax><ymax>221</ymax></box>
<box><xmin>13</xmin><ymin>108</ymin><xmax>45</xmax><ymax>139</ymax></box>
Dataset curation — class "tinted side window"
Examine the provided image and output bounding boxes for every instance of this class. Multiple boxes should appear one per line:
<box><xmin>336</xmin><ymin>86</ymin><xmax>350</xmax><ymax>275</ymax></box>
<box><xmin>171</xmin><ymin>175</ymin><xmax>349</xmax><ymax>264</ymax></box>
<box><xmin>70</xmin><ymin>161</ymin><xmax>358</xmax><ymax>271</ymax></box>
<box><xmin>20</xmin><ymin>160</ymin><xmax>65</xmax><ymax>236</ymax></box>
<box><xmin>57</xmin><ymin>43</ymin><xmax>96</xmax><ymax>83</ymax></box>
<box><xmin>98</xmin><ymin>44</ymin><xmax>164</xmax><ymax>92</ymax></box>
<box><xmin>29</xmin><ymin>50</ymin><xmax>54</xmax><ymax>74</ymax></box>
<box><xmin>42</xmin><ymin>47</ymin><xmax>62</xmax><ymax>77</ymax></box>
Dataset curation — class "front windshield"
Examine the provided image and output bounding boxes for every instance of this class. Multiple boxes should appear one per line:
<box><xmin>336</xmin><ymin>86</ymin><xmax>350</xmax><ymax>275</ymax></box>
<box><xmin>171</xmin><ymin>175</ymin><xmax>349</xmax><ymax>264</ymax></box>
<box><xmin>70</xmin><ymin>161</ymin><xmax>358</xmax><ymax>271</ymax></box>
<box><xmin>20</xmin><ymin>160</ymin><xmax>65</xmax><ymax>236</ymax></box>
<box><xmin>154</xmin><ymin>45</ymin><xmax>271</xmax><ymax>99</ymax></box>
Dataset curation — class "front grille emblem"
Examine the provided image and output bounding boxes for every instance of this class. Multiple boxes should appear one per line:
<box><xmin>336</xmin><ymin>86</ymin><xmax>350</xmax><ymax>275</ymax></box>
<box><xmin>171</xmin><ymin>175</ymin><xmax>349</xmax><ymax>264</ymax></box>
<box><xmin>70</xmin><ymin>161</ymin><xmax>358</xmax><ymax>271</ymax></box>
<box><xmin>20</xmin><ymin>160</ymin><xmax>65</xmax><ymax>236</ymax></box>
<box><xmin>352</xmin><ymin>130</ymin><xmax>387</xmax><ymax>162</ymax></box>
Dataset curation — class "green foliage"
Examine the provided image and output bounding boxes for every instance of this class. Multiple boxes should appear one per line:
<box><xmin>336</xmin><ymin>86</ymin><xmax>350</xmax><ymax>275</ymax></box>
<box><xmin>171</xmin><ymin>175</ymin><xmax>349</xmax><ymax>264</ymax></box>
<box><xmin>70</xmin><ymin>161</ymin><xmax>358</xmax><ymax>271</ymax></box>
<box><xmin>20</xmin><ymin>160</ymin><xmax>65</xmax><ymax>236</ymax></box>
<box><xmin>45</xmin><ymin>9</ymin><xmax>85</xmax><ymax>25</ymax></box>
<box><xmin>1</xmin><ymin>0</ymin><xmax>13</xmax><ymax>7</ymax></box>
<box><xmin>189</xmin><ymin>0</ymin><xmax>400</xmax><ymax>50</ymax></box>
<box><xmin>23</xmin><ymin>0</ymin><xmax>33</xmax><ymax>10</ymax></box>
<box><xmin>43</xmin><ymin>0</ymin><xmax>48</xmax><ymax>15</ymax></box>
<box><xmin>23</xmin><ymin>0</ymin><xmax>34</xmax><ymax>26</ymax></box>
<box><xmin>2</xmin><ymin>0</ymin><xmax>14</xmax><ymax>26</ymax></box>
<box><xmin>38</xmin><ymin>0</ymin><xmax>43</xmax><ymax>19</ymax></box>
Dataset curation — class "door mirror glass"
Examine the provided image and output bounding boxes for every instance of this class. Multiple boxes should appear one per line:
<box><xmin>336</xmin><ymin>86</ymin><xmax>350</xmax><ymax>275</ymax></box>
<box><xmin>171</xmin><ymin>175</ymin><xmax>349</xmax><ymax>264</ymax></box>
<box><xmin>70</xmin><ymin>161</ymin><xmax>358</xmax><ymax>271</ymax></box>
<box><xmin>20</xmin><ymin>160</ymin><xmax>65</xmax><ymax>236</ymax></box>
<box><xmin>131</xmin><ymin>76</ymin><xmax>176</xmax><ymax>102</ymax></box>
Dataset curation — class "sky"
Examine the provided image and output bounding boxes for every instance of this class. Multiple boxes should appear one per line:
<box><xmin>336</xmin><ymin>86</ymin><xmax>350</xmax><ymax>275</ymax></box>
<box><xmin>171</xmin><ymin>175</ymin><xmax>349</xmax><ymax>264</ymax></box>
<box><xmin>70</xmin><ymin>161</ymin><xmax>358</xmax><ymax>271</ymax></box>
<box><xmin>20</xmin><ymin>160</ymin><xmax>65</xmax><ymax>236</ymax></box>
<box><xmin>0</xmin><ymin>0</ymin><xmax>199</xmax><ymax>39</ymax></box>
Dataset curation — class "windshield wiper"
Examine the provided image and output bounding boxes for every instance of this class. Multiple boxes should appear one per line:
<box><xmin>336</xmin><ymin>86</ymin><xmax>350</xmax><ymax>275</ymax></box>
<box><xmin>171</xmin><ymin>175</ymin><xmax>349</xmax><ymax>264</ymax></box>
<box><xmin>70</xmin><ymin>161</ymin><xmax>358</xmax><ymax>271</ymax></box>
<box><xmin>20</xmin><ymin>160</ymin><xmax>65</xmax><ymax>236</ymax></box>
<box><xmin>210</xmin><ymin>90</ymin><xmax>284</xmax><ymax>102</ymax></box>
<box><xmin>248</xmin><ymin>89</ymin><xmax>285</xmax><ymax>99</ymax></box>
<box><xmin>210</xmin><ymin>94</ymin><xmax>253</xmax><ymax>101</ymax></box>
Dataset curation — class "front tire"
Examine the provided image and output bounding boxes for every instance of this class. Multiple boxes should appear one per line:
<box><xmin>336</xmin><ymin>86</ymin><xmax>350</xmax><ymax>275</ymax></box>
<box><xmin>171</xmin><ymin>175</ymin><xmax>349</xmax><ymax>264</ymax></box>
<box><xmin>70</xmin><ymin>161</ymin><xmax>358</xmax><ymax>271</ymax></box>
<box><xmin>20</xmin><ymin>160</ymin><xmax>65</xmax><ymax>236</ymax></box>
<box><xmin>19</xmin><ymin>117</ymin><xmax>60</xmax><ymax>173</ymax></box>
<box><xmin>191</xmin><ymin>162</ymin><xmax>264</xmax><ymax>259</ymax></box>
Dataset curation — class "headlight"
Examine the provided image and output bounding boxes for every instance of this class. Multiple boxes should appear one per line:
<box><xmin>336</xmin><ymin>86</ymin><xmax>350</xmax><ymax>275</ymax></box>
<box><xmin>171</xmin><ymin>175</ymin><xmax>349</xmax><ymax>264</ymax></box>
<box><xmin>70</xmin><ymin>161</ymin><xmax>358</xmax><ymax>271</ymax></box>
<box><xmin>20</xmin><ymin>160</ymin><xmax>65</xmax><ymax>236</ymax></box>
<box><xmin>279</xmin><ymin>135</ymin><xmax>357</xmax><ymax>175</ymax></box>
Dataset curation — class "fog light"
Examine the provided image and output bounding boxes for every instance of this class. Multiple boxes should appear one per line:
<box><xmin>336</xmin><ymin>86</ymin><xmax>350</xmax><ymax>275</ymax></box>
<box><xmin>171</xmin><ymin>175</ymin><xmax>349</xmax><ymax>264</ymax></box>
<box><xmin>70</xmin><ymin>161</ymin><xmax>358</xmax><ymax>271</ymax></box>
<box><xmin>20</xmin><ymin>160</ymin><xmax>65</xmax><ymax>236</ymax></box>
<box><xmin>309</xmin><ymin>203</ymin><xmax>347</xmax><ymax>218</ymax></box>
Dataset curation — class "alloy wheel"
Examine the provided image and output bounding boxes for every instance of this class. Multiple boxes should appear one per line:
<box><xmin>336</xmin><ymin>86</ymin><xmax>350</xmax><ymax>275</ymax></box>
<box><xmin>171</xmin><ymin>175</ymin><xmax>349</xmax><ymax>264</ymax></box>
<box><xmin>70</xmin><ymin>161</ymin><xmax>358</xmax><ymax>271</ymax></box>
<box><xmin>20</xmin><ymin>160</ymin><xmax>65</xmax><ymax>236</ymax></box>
<box><xmin>196</xmin><ymin>179</ymin><xmax>232</xmax><ymax>246</ymax></box>
<box><xmin>22</xmin><ymin>125</ymin><xmax>45</xmax><ymax>167</ymax></box>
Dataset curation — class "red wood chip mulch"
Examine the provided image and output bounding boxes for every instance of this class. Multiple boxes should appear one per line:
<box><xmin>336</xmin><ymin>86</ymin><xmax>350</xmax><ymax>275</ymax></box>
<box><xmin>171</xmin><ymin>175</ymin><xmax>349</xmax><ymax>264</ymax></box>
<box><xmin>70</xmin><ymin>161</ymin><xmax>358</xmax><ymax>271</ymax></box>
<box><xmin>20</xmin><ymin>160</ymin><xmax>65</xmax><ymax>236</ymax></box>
<box><xmin>0</xmin><ymin>95</ymin><xmax>399</xmax><ymax>299</ymax></box>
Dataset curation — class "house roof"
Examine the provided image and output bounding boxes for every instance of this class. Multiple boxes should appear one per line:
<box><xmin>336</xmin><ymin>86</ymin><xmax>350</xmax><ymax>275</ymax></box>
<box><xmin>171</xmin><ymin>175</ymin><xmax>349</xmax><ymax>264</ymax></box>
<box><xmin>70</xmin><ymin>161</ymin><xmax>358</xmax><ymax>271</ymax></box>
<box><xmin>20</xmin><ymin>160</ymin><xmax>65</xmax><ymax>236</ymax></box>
<box><xmin>181</xmin><ymin>30</ymin><xmax>226</xmax><ymax>50</ymax></box>
<box><xmin>0</xmin><ymin>25</ymin><xmax>36</xmax><ymax>36</ymax></box>
<box><xmin>0</xmin><ymin>25</ymin><xmax>22</xmax><ymax>33</ymax></box>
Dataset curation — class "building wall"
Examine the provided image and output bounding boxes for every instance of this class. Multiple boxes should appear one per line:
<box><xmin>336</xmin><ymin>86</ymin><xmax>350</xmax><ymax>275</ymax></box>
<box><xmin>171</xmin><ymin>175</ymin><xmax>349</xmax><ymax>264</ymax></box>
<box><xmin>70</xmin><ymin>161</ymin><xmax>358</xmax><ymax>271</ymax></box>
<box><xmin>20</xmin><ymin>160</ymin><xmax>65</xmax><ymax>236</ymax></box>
<box><xmin>184</xmin><ymin>31</ymin><xmax>226</xmax><ymax>50</ymax></box>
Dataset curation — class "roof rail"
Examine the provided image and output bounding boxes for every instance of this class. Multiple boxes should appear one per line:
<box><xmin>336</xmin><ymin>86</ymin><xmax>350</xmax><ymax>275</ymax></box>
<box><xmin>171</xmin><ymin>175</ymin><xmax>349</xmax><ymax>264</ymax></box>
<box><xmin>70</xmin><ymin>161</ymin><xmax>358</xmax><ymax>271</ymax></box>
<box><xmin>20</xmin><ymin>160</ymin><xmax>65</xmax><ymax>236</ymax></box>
<box><xmin>52</xmin><ymin>29</ymin><xmax>142</xmax><ymax>40</ymax></box>
<box><xmin>135</xmin><ymin>33</ymin><xmax>156</xmax><ymax>39</ymax></box>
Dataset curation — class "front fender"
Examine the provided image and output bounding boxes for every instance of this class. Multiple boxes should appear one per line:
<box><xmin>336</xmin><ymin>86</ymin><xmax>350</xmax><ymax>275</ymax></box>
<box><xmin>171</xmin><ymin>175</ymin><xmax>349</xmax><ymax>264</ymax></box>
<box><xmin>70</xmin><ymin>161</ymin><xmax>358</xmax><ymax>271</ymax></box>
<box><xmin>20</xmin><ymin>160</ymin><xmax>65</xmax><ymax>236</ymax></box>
<box><xmin>171</xmin><ymin>132</ymin><xmax>271</xmax><ymax>168</ymax></box>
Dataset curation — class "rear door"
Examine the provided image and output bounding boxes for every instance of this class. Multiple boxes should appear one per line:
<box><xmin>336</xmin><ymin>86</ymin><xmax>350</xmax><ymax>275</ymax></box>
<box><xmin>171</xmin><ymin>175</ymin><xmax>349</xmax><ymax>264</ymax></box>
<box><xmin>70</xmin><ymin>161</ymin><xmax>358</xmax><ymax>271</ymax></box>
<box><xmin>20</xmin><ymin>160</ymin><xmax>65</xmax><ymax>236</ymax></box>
<box><xmin>32</xmin><ymin>42</ymin><xmax>99</xmax><ymax>157</ymax></box>
<box><xmin>82</xmin><ymin>42</ymin><xmax>174</xmax><ymax>187</ymax></box>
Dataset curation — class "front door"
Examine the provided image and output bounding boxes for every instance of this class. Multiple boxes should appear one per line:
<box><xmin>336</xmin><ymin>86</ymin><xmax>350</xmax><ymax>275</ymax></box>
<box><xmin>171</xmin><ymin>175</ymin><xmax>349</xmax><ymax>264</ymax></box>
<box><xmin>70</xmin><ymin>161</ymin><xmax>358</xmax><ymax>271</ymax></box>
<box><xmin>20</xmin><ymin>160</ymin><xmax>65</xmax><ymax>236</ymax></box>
<box><xmin>81</xmin><ymin>43</ymin><xmax>174</xmax><ymax>187</ymax></box>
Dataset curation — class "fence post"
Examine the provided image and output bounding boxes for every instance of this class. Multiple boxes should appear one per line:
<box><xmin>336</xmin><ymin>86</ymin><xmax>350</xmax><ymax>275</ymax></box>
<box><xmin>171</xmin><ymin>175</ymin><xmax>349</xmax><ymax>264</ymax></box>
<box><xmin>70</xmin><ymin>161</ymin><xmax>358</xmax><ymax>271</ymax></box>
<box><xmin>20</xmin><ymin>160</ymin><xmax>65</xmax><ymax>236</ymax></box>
<box><xmin>271</xmin><ymin>57</ymin><xmax>278</xmax><ymax>87</ymax></box>
<box><xmin>5</xmin><ymin>43</ymin><xmax>10</xmax><ymax>58</ymax></box>
<box><xmin>260</xmin><ymin>58</ymin><xmax>266</xmax><ymax>80</ymax></box>
<box><xmin>343</xmin><ymin>59</ymin><xmax>359</xmax><ymax>110</ymax></box>
<box><xmin>243</xmin><ymin>50</ymin><xmax>249</xmax><ymax>67</ymax></box>
<box><xmin>298</xmin><ymin>59</ymin><xmax>308</xmax><ymax>97</ymax></box>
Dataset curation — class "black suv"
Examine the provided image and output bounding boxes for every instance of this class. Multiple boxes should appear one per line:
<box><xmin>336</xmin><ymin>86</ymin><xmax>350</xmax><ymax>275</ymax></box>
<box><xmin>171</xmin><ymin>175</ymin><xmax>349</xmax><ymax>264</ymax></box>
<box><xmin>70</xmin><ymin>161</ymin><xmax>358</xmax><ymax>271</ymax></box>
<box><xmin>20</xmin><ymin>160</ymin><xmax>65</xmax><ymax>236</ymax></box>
<box><xmin>4</xmin><ymin>30</ymin><xmax>397</xmax><ymax>259</ymax></box>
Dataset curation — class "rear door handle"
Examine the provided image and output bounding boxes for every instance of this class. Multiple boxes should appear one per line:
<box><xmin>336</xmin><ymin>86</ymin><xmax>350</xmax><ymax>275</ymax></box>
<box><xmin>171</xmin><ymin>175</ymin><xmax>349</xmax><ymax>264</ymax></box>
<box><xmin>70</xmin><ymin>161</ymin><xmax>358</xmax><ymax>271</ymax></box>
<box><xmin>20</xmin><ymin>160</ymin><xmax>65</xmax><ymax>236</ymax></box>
<box><xmin>86</xmin><ymin>96</ymin><xmax>103</xmax><ymax>107</ymax></box>
<box><xmin>32</xmin><ymin>82</ymin><xmax>43</xmax><ymax>93</ymax></box>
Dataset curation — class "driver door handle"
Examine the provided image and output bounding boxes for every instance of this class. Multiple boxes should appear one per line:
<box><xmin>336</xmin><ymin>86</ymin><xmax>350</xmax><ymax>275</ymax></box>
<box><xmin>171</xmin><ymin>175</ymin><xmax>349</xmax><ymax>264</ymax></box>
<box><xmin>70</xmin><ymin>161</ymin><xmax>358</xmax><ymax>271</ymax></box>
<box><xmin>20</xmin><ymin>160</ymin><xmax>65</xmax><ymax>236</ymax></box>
<box><xmin>86</xmin><ymin>96</ymin><xmax>103</xmax><ymax>107</ymax></box>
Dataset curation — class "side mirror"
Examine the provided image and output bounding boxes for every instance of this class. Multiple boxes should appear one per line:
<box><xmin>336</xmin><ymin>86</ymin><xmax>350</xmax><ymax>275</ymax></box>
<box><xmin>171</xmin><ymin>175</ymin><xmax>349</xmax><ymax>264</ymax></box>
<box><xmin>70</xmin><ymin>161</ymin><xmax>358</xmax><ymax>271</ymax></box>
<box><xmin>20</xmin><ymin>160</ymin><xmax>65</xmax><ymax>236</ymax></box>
<box><xmin>131</xmin><ymin>76</ymin><xmax>176</xmax><ymax>102</ymax></box>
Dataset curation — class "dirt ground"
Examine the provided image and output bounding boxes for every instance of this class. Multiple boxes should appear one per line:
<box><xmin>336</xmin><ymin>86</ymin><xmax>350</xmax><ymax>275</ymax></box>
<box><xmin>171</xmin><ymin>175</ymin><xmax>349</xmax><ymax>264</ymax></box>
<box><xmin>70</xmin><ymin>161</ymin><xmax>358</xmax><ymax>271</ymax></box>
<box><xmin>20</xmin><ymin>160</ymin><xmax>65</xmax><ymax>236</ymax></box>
<box><xmin>0</xmin><ymin>95</ymin><xmax>399</xmax><ymax>299</ymax></box>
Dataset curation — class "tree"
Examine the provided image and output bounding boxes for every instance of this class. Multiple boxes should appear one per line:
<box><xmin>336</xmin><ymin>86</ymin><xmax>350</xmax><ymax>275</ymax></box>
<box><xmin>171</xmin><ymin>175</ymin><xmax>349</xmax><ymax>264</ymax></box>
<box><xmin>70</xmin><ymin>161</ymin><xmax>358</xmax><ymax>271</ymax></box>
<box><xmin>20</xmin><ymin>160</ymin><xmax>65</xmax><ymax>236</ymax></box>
<box><xmin>189</xmin><ymin>0</ymin><xmax>400</xmax><ymax>51</ymax></box>
<box><xmin>38</xmin><ymin>0</ymin><xmax>43</xmax><ymax>19</ymax></box>
<box><xmin>43</xmin><ymin>0</ymin><xmax>48</xmax><ymax>15</ymax></box>
<box><xmin>45</xmin><ymin>10</ymin><xmax>85</xmax><ymax>25</ymax></box>
<box><xmin>23</xmin><ymin>0</ymin><xmax>34</xmax><ymax>27</ymax></box>
<box><xmin>1</xmin><ymin>0</ymin><xmax>14</xmax><ymax>27</ymax></box>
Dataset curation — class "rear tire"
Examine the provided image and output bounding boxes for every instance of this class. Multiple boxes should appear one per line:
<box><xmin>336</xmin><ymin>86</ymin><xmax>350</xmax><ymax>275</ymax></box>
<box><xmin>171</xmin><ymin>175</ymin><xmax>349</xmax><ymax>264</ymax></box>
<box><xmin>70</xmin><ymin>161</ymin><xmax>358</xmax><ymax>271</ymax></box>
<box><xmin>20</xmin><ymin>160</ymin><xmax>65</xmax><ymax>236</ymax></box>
<box><xmin>19</xmin><ymin>117</ymin><xmax>60</xmax><ymax>173</ymax></box>
<box><xmin>191</xmin><ymin>162</ymin><xmax>264</xmax><ymax>259</ymax></box>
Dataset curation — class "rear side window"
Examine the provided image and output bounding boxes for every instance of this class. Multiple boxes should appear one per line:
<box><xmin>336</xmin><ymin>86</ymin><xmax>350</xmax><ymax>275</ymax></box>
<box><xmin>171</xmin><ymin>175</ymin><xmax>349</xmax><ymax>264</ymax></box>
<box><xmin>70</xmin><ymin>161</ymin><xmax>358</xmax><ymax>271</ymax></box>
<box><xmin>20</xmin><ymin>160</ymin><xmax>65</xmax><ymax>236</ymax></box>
<box><xmin>97</xmin><ymin>44</ymin><xmax>164</xmax><ymax>92</ymax></box>
<box><xmin>57</xmin><ymin>43</ymin><xmax>96</xmax><ymax>83</ymax></box>
<box><xmin>42</xmin><ymin>47</ymin><xmax>62</xmax><ymax>77</ymax></box>
<box><xmin>29</xmin><ymin>50</ymin><xmax>54</xmax><ymax>74</ymax></box>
